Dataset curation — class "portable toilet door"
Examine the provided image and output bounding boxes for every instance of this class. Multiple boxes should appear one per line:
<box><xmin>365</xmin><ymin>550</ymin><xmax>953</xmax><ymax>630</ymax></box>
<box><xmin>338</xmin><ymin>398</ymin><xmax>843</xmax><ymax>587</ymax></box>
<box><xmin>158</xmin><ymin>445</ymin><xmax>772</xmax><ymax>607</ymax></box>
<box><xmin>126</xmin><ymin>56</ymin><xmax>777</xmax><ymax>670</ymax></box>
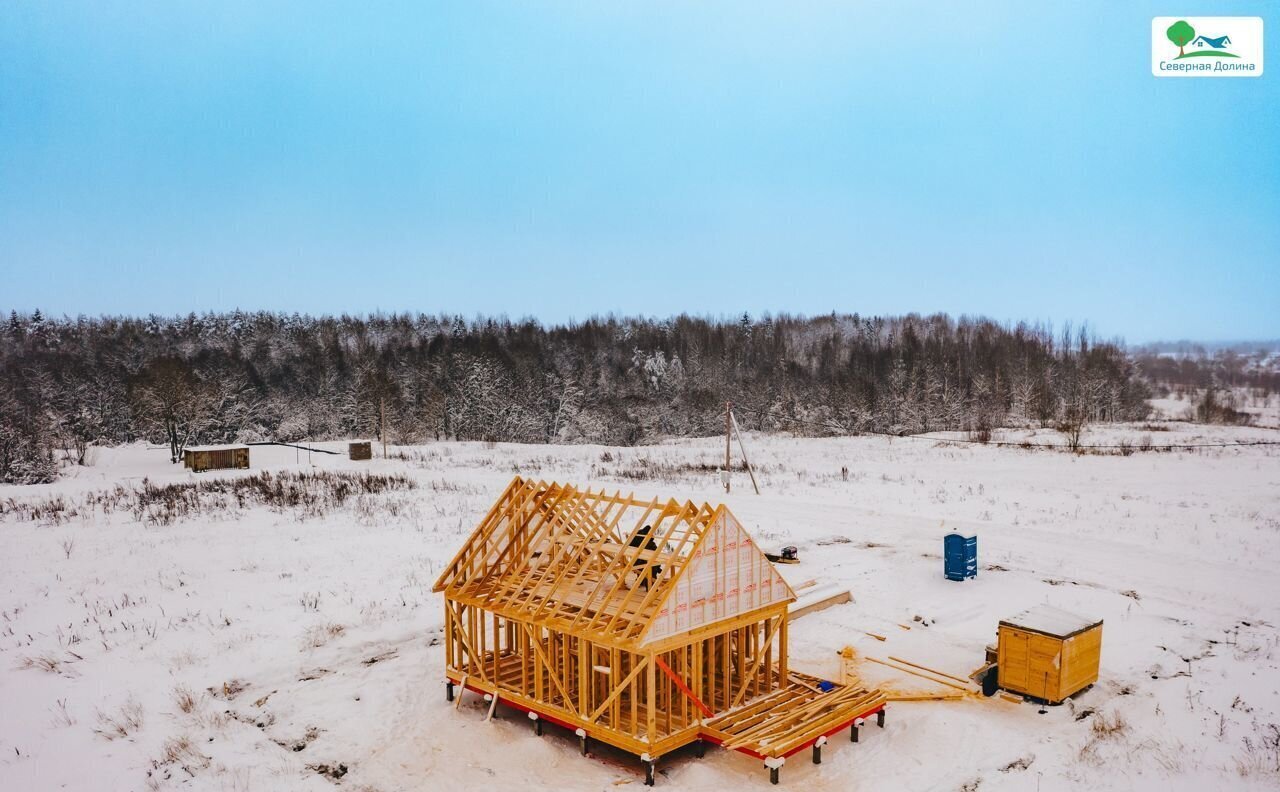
<box><xmin>944</xmin><ymin>532</ymin><xmax>977</xmax><ymax>581</ymax></box>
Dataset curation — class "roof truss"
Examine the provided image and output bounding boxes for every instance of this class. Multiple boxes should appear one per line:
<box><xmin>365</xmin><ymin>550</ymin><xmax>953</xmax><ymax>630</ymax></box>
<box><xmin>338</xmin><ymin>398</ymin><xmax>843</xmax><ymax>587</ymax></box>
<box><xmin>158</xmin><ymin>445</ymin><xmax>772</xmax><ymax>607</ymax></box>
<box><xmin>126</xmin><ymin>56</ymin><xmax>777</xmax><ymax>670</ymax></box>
<box><xmin>433</xmin><ymin>477</ymin><xmax>794</xmax><ymax>648</ymax></box>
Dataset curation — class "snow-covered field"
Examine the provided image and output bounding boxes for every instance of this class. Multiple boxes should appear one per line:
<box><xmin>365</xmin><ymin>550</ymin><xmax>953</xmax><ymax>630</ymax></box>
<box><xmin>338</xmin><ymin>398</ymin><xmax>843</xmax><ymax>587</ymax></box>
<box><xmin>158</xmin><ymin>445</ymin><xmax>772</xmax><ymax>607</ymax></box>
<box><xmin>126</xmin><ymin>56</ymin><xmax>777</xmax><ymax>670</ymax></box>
<box><xmin>1150</xmin><ymin>389</ymin><xmax>1280</xmax><ymax>428</ymax></box>
<box><xmin>3</xmin><ymin>424</ymin><xmax>1279</xmax><ymax>791</ymax></box>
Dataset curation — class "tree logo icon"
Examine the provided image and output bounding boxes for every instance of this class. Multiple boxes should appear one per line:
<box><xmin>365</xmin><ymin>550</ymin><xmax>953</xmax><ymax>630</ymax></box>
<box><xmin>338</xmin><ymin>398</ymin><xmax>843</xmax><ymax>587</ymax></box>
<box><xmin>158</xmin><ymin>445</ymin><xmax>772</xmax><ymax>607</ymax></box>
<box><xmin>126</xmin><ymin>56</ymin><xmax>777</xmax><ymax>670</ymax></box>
<box><xmin>1166</xmin><ymin>20</ymin><xmax>1195</xmax><ymax>57</ymax></box>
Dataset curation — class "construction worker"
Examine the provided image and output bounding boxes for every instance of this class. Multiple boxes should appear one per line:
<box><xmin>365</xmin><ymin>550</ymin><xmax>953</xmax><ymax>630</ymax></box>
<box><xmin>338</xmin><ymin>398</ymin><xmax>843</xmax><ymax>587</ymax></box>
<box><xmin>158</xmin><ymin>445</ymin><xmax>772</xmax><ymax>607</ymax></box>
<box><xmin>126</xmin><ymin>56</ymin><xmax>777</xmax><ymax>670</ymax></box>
<box><xmin>629</xmin><ymin>524</ymin><xmax>662</xmax><ymax>589</ymax></box>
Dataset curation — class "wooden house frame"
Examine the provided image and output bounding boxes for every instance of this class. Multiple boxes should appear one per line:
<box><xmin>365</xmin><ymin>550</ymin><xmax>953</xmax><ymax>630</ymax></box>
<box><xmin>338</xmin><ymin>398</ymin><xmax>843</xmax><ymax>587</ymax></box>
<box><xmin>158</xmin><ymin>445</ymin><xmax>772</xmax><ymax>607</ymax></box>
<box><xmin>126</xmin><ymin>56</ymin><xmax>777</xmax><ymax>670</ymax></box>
<box><xmin>433</xmin><ymin>477</ymin><xmax>887</xmax><ymax>785</ymax></box>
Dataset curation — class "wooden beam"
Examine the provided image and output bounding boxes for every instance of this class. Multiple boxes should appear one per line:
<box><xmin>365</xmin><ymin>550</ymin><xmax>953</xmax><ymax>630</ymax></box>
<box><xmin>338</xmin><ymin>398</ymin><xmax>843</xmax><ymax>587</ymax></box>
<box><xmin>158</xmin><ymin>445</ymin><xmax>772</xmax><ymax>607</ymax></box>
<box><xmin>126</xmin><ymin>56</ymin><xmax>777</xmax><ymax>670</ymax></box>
<box><xmin>523</xmin><ymin>623</ymin><xmax>578</xmax><ymax>716</ymax></box>
<box><xmin>646</xmin><ymin>652</ymin><xmax>657</xmax><ymax>743</ymax></box>
<box><xmin>887</xmin><ymin>656</ymin><xmax>974</xmax><ymax>686</ymax></box>
<box><xmin>729</xmin><ymin>411</ymin><xmax>761</xmax><ymax>494</ymax></box>
<box><xmin>731</xmin><ymin>616</ymin><xmax>782</xmax><ymax>709</ymax></box>
<box><xmin>588</xmin><ymin>654</ymin><xmax>646</xmax><ymax>723</ymax></box>
<box><xmin>448</xmin><ymin>602</ymin><xmax>491</xmax><ymax>683</ymax></box>
<box><xmin>865</xmin><ymin>657</ymin><xmax>973</xmax><ymax>692</ymax></box>
<box><xmin>655</xmin><ymin>655</ymin><xmax>714</xmax><ymax>718</ymax></box>
<box><xmin>886</xmin><ymin>691</ymin><xmax>966</xmax><ymax>701</ymax></box>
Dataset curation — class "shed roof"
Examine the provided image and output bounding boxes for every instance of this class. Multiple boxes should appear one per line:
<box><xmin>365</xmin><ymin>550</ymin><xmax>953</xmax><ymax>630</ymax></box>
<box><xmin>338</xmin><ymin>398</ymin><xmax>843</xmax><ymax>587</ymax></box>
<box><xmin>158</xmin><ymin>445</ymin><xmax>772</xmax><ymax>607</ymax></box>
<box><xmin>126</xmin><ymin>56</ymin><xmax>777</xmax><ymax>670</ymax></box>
<box><xmin>1000</xmin><ymin>604</ymin><xmax>1102</xmax><ymax>638</ymax></box>
<box><xmin>432</xmin><ymin>477</ymin><xmax>794</xmax><ymax>648</ymax></box>
<box><xmin>184</xmin><ymin>444</ymin><xmax>250</xmax><ymax>452</ymax></box>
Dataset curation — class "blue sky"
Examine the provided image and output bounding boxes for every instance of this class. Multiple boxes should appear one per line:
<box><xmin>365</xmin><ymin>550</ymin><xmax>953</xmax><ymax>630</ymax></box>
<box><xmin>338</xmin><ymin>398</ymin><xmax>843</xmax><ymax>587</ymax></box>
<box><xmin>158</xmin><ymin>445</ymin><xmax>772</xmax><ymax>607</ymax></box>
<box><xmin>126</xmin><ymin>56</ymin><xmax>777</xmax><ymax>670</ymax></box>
<box><xmin>1</xmin><ymin>2</ymin><xmax>1276</xmax><ymax>342</ymax></box>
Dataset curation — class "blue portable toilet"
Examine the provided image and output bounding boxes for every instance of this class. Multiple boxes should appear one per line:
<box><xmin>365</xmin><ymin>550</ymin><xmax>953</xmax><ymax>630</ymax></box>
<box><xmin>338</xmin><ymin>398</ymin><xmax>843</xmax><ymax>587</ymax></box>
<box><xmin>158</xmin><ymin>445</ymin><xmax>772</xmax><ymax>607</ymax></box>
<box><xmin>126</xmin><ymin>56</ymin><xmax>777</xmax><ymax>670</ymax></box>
<box><xmin>944</xmin><ymin>532</ymin><xmax>977</xmax><ymax>581</ymax></box>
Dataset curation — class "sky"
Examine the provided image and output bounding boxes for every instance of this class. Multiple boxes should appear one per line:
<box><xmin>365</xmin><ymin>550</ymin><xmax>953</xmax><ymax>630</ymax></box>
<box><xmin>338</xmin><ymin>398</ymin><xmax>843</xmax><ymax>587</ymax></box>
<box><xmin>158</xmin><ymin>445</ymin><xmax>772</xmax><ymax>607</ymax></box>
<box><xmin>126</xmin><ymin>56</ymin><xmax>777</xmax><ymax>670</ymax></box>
<box><xmin>1</xmin><ymin>2</ymin><xmax>1277</xmax><ymax>343</ymax></box>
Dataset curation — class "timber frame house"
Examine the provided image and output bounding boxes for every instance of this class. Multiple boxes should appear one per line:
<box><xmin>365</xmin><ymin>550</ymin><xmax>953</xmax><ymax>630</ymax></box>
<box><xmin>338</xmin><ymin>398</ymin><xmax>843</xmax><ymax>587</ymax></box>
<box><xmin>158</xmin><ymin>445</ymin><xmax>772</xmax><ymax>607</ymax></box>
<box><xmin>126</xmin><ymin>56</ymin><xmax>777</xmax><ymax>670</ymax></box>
<box><xmin>433</xmin><ymin>477</ymin><xmax>887</xmax><ymax>785</ymax></box>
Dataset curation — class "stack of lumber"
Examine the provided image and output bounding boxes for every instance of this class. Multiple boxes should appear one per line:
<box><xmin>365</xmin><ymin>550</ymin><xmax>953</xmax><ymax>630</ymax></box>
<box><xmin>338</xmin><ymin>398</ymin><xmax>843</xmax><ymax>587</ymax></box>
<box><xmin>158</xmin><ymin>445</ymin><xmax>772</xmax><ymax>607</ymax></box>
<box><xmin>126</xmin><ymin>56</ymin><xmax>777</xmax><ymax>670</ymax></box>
<box><xmin>787</xmin><ymin>579</ymin><xmax>853</xmax><ymax>621</ymax></box>
<box><xmin>704</xmin><ymin>670</ymin><xmax>886</xmax><ymax>759</ymax></box>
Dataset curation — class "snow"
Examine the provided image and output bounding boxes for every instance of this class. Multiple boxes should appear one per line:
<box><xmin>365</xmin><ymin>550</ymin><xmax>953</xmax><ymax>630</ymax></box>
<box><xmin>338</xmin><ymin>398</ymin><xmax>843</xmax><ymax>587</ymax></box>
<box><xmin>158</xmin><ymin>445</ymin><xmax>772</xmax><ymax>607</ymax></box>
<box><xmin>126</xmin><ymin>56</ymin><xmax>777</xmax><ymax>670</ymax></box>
<box><xmin>2</xmin><ymin>426</ymin><xmax>1279</xmax><ymax>791</ymax></box>
<box><xmin>791</xmin><ymin>582</ymin><xmax>850</xmax><ymax>613</ymax></box>
<box><xmin>183</xmin><ymin>444</ymin><xmax>250</xmax><ymax>452</ymax></box>
<box><xmin>1000</xmin><ymin>604</ymin><xmax>1101</xmax><ymax>638</ymax></box>
<box><xmin>1150</xmin><ymin>390</ymin><xmax>1280</xmax><ymax>428</ymax></box>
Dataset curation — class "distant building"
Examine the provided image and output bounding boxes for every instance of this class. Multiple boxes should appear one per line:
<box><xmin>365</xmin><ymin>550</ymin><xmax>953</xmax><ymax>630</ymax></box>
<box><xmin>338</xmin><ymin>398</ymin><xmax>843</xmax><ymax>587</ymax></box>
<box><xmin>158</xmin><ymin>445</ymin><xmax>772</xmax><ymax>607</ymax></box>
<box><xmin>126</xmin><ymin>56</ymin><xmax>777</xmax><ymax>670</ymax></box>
<box><xmin>183</xmin><ymin>444</ymin><xmax>250</xmax><ymax>472</ymax></box>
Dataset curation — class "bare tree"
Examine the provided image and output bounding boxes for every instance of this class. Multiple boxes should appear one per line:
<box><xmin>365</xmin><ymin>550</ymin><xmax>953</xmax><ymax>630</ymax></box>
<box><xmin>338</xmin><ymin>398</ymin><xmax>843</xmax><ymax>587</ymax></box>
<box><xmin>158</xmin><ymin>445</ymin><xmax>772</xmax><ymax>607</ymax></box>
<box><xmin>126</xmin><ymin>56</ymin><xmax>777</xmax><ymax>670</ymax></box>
<box><xmin>1056</xmin><ymin>401</ymin><xmax>1088</xmax><ymax>452</ymax></box>
<box><xmin>131</xmin><ymin>357</ymin><xmax>219</xmax><ymax>463</ymax></box>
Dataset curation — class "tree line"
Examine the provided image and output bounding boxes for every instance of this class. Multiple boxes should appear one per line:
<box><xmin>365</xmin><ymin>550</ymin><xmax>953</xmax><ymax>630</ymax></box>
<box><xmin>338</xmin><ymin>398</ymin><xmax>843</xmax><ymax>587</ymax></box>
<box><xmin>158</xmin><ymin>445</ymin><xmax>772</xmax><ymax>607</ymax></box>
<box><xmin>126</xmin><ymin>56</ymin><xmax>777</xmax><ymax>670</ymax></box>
<box><xmin>1130</xmin><ymin>344</ymin><xmax>1279</xmax><ymax>426</ymax></box>
<box><xmin>1131</xmin><ymin>346</ymin><xmax>1280</xmax><ymax>395</ymax></box>
<box><xmin>0</xmin><ymin>310</ymin><xmax>1151</xmax><ymax>483</ymax></box>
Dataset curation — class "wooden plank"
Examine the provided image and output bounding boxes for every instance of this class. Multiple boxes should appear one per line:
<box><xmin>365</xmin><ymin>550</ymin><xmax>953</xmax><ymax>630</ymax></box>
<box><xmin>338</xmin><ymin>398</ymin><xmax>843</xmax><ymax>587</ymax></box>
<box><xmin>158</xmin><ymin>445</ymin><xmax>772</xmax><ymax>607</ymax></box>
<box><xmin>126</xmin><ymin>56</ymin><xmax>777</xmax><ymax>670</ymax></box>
<box><xmin>887</xmin><ymin>655</ymin><xmax>974</xmax><ymax>686</ymax></box>
<box><xmin>887</xmin><ymin>691</ymin><xmax>966</xmax><ymax>701</ymax></box>
<box><xmin>865</xmin><ymin>657</ymin><xmax>972</xmax><ymax>691</ymax></box>
<box><xmin>788</xmin><ymin>588</ymin><xmax>852</xmax><ymax>620</ymax></box>
<box><xmin>787</xmin><ymin>672</ymin><xmax>823</xmax><ymax>695</ymax></box>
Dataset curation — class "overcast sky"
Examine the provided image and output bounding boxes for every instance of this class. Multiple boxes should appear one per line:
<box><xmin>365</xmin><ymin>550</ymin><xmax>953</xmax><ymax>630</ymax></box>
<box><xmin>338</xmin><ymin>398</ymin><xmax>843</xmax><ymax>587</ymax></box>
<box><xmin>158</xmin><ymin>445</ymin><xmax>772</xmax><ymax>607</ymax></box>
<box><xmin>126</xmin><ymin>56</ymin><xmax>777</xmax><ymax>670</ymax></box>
<box><xmin>1</xmin><ymin>2</ymin><xmax>1276</xmax><ymax>342</ymax></box>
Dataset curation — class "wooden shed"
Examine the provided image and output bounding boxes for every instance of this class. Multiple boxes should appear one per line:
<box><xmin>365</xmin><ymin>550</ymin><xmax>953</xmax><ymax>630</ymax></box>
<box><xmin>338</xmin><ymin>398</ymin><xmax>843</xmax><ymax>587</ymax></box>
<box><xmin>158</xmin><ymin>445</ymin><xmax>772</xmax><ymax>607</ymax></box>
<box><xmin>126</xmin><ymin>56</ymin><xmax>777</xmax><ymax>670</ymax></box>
<box><xmin>348</xmin><ymin>441</ymin><xmax>372</xmax><ymax>461</ymax></box>
<box><xmin>182</xmin><ymin>444</ymin><xmax>250</xmax><ymax>473</ymax></box>
<box><xmin>997</xmin><ymin>605</ymin><xmax>1102</xmax><ymax>704</ymax></box>
<box><xmin>433</xmin><ymin>477</ymin><xmax>886</xmax><ymax>785</ymax></box>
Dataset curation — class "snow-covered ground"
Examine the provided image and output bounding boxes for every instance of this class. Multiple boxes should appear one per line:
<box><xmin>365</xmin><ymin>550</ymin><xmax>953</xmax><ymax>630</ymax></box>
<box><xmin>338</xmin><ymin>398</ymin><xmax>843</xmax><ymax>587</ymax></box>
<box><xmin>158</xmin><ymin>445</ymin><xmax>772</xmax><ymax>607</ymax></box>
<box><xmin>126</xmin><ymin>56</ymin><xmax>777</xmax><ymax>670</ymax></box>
<box><xmin>1150</xmin><ymin>389</ymin><xmax>1280</xmax><ymax>428</ymax></box>
<box><xmin>2</xmin><ymin>425</ymin><xmax>1279</xmax><ymax>791</ymax></box>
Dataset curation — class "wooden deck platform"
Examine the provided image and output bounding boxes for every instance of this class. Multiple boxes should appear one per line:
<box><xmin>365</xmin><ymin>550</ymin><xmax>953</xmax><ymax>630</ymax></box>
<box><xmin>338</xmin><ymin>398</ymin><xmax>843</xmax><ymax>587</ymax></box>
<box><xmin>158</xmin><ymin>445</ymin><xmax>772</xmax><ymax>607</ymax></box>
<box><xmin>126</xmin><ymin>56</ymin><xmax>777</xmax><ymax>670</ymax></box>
<box><xmin>702</xmin><ymin>671</ymin><xmax>886</xmax><ymax>760</ymax></box>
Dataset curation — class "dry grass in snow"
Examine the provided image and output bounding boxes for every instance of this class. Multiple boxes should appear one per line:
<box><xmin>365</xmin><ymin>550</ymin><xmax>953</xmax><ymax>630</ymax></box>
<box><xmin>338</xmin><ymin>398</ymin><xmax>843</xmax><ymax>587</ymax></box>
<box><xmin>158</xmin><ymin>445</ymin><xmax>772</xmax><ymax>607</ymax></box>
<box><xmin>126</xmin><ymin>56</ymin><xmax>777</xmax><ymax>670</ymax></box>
<box><xmin>1</xmin><ymin>432</ymin><xmax>1278</xmax><ymax>791</ymax></box>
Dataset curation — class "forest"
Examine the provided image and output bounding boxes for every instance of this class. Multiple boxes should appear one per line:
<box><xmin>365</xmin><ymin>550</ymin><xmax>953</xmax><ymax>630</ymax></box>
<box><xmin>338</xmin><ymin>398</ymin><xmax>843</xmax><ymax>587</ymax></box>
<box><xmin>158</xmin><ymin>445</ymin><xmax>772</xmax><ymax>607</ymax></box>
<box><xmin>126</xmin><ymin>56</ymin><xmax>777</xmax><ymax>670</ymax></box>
<box><xmin>1</xmin><ymin>310</ymin><xmax>1153</xmax><ymax>483</ymax></box>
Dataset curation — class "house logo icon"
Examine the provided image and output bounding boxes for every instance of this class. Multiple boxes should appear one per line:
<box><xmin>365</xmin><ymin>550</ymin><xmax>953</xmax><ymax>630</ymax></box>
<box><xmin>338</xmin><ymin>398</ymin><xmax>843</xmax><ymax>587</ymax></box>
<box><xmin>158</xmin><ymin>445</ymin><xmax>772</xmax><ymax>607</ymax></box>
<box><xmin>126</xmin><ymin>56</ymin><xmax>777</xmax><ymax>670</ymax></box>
<box><xmin>1165</xmin><ymin>20</ymin><xmax>1237</xmax><ymax>59</ymax></box>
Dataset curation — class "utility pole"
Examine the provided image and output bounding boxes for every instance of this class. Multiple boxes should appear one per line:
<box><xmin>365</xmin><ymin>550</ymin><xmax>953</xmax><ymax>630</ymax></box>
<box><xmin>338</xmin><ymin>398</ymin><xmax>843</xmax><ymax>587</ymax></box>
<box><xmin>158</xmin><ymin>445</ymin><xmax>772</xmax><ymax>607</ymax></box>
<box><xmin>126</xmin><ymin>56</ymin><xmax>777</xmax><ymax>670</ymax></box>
<box><xmin>380</xmin><ymin>396</ymin><xmax>387</xmax><ymax>458</ymax></box>
<box><xmin>730</xmin><ymin>410</ymin><xmax>760</xmax><ymax>495</ymax></box>
<box><xmin>724</xmin><ymin>400</ymin><xmax>732</xmax><ymax>493</ymax></box>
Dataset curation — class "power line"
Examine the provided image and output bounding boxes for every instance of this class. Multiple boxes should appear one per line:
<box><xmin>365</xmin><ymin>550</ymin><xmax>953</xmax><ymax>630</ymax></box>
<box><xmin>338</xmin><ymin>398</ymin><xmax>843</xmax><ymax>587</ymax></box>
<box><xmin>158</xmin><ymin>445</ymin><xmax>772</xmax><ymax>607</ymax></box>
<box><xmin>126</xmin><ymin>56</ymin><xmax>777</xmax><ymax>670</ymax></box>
<box><xmin>731</xmin><ymin>404</ymin><xmax>1280</xmax><ymax>450</ymax></box>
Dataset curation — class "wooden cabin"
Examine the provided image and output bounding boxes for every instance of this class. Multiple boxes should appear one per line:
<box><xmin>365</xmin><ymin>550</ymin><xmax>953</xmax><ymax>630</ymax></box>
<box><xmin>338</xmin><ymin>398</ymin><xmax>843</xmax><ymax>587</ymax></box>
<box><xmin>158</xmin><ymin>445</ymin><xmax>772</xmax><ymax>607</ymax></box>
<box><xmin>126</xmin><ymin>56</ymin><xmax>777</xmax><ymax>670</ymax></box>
<box><xmin>997</xmin><ymin>605</ymin><xmax>1102</xmax><ymax>704</ymax></box>
<box><xmin>433</xmin><ymin>477</ymin><xmax>886</xmax><ymax>785</ymax></box>
<box><xmin>182</xmin><ymin>444</ymin><xmax>250</xmax><ymax>472</ymax></box>
<box><xmin>348</xmin><ymin>441</ymin><xmax>373</xmax><ymax>461</ymax></box>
